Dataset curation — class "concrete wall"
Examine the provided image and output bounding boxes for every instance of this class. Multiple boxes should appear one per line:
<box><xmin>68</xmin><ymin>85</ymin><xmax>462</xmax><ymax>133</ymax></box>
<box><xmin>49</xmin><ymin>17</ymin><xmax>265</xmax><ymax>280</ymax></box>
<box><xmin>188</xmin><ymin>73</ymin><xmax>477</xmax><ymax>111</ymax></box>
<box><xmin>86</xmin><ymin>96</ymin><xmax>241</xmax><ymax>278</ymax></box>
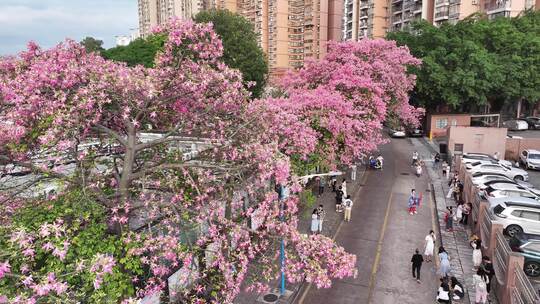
<box><xmin>427</xmin><ymin>114</ymin><xmax>471</xmax><ymax>138</ymax></box>
<box><xmin>505</xmin><ymin>137</ymin><xmax>540</xmax><ymax>161</ymax></box>
<box><xmin>447</xmin><ymin>126</ymin><xmax>507</xmax><ymax>157</ymax></box>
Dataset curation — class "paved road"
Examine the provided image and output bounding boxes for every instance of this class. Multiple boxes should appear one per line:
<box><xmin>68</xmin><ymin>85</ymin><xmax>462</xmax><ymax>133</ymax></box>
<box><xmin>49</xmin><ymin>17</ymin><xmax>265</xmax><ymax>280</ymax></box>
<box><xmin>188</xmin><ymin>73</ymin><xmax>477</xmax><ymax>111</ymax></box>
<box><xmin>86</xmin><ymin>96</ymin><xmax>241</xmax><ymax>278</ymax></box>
<box><xmin>296</xmin><ymin>138</ymin><xmax>440</xmax><ymax>304</ymax></box>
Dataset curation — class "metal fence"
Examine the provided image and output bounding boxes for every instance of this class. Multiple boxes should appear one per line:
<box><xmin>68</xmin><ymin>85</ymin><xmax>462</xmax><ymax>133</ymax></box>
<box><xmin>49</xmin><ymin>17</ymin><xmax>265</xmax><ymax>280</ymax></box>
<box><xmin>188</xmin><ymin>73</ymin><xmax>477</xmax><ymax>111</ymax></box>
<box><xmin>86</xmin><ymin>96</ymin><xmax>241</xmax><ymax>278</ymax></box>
<box><xmin>512</xmin><ymin>262</ymin><xmax>540</xmax><ymax>304</ymax></box>
<box><xmin>494</xmin><ymin>230</ymin><xmax>510</xmax><ymax>283</ymax></box>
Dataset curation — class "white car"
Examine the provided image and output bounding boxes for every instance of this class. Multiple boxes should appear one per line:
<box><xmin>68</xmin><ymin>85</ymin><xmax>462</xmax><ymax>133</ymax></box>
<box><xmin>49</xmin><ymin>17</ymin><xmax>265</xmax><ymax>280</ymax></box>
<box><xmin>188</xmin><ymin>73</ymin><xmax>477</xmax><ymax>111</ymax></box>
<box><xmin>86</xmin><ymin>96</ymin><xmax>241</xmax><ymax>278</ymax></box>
<box><xmin>468</xmin><ymin>162</ymin><xmax>529</xmax><ymax>181</ymax></box>
<box><xmin>388</xmin><ymin>128</ymin><xmax>406</xmax><ymax>138</ymax></box>
<box><xmin>520</xmin><ymin>150</ymin><xmax>540</xmax><ymax>170</ymax></box>
<box><xmin>487</xmin><ymin>196</ymin><xmax>540</xmax><ymax>209</ymax></box>
<box><xmin>474</xmin><ymin>177</ymin><xmax>534</xmax><ymax>190</ymax></box>
<box><xmin>482</xmin><ymin>183</ymin><xmax>539</xmax><ymax>200</ymax></box>
<box><xmin>490</xmin><ymin>202</ymin><xmax>540</xmax><ymax>237</ymax></box>
<box><xmin>462</xmin><ymin>152</ymin><xmax>514</xmax><ymax>168</ymax></box>
<box><xmin>503</xmin><ymin>120</ymin><xmax>529</xmax><ymax>131</ymax></box>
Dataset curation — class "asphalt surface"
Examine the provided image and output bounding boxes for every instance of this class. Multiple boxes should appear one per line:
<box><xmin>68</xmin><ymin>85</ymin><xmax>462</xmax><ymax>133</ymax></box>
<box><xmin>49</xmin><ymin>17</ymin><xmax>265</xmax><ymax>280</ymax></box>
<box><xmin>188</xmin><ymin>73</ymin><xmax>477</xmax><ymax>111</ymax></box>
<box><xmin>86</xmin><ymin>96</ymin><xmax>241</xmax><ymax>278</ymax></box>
<box><xmin>296</xmin><ymin>138</ymin><xmax>440</xmax><ymax>304</ymax></box>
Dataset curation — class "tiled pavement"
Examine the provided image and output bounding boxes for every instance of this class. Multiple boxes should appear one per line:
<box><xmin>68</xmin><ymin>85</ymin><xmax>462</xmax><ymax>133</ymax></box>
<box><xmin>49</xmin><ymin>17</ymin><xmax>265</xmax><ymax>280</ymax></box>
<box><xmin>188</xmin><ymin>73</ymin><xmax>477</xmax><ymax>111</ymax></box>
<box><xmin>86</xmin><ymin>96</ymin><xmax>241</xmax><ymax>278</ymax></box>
<box><xmin>413</xmin><ymin>138</ymin><xmax>498</xmax><ymax>304</ymax></box>
<box><xmin>233</xmin><ymin>165</ymin><xmax>367</xmax><ymax>304</ymax></box>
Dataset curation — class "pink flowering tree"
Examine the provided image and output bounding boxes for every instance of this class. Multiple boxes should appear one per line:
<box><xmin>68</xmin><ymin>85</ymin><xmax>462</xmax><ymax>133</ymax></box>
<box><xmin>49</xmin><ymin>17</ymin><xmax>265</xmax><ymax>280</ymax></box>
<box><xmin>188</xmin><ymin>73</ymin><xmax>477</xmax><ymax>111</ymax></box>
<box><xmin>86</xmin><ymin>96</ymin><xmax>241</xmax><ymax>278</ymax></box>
<box><xmin>0</xmin><ymin>20</ymin><xmax>420</xmax><ymax>303</ymax></box>
<box><xmin>279</xmin><ymin>39</ymin><xmax>423</xmax><ymax>167</ymax></box>
<box><xmin>0</xmin><ymin>20</ymin><xmax>356</xmax><ymax>303</ymax></box>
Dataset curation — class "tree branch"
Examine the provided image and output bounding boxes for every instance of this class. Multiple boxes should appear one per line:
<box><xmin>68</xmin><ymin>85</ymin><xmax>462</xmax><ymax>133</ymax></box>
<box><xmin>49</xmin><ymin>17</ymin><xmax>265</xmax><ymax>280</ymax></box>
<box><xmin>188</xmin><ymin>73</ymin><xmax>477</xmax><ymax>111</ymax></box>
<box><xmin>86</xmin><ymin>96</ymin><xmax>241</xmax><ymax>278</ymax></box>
<box><xmin>92</xmin><ymin>125</ymin><xmax>127</xmax><ymax>147</ymax></box>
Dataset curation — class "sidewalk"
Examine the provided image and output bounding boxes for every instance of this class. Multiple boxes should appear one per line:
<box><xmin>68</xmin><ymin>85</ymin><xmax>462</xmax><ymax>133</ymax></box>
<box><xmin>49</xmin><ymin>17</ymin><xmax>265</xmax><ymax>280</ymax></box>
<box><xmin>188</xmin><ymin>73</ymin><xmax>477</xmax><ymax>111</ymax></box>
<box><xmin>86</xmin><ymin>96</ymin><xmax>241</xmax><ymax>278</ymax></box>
<box><xmin>413</xmin><ymin>137</ymin><xmax>498</xmax><ymax>304</ymax></box>
<box><xmin>233</xmin><ymin>165</ymin><xmax>367</xmax><ymax>304</ymax></box>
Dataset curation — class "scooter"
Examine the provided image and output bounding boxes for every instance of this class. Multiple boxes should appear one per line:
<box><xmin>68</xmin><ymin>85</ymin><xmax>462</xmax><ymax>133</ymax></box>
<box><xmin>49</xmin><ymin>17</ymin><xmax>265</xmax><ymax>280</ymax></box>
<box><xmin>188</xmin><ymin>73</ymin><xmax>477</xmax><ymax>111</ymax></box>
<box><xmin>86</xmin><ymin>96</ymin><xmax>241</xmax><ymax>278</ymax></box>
<box><xmin>369</xmin><ymin>157</ymin><xmax>383</xmax><ymax>170</ymax></box>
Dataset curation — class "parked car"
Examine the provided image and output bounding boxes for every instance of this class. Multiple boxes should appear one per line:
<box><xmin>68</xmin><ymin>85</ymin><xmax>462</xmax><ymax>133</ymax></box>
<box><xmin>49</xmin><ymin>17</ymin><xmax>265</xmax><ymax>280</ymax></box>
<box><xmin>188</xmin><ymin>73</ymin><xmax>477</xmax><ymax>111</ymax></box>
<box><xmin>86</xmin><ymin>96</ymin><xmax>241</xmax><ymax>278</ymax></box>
<box><xmin>406</xmin><ymin>126</ymin><xmax>423</xmax><ymax>137</ymax></box>
<box><xmin>462</xmin><ymin>152</ymin><xmax>514</xmax><ymax>167</ymax></box>
<box><xmin>468</xmin><ymin>162</ymin><xmax>529</xmax><ymax>181</ymax></box>
<box><xmin>520</xmin><ymin>149</ymin><xmax>540</xmax><ymax>170</ymax></box>
<box><xmin>483</xmin><ymin>185</ymin><xmax>538</xmax><ymax>200</ymax></box>
<box><xmin>524</xmin><ymin>117</ymin><xmax>540</xmax><ymax>130</ymax></box>
<box><xmin>473</xmin><ymin>175</ymin><xmax>534</xmax><ymax>190</ymax></box>
<box><xmin>490</xmin><ymin>201</ymin><xmax>540</xmax><ymax>237</ymax></box>
<box><xmin>509</xmin><ymin>233</ymin><xmax>540</xmax><ymax>277</ymax></box>
<box><xmin>388</xmin><ymin>127</ymin><xmax>406</xmax><ymax>138</ymax></box>
<box><xmin>503</xmin><ymin>119</ymin><xmax>529</xmax><ymax>131</ymax></box>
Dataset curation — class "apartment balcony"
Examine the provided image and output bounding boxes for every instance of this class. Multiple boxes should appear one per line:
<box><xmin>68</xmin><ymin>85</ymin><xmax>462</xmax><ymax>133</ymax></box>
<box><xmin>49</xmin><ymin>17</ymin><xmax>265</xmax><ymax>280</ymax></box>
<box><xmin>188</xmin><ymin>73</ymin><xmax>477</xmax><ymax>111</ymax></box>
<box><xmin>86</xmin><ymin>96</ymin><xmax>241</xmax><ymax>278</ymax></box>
<box><xmin>435</xmin><ymin>0</ymin><xmax>450</xmax><ymax>7</ymax></box>
<box><xmin>392</xmin><ymin>0</ymin><xmax>403</xmax><ymax>3</ymax></box>
<box><xmin>434</xmin><ymin>12</ymin><xmax>449</xmax><ymax>20</ymax></box>
<box><xmin>484</xmin><ymin>0</ymin><xmax>511</xmax><ymax>14</ymax></box>
<box><xmin>360</xmin><ymin>1</ymin><xmax>369</xmax><ymax>8</ymax></box>
<box><xmin>392</xmin><ymin>16</ymin><xmax>403</xmax><ymax>24</ymax></box>
<box><xmin>360</xmin><ymin>13</ymin><xmax>369</xmax><ymax>19</ymax></box>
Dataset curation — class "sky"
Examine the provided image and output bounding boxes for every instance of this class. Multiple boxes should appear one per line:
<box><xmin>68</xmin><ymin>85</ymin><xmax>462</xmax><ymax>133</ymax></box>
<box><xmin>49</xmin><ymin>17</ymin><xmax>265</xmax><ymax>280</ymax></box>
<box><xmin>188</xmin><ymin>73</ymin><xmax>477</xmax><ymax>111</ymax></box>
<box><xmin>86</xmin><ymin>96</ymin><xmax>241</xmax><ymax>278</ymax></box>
<box><xmin>0</xmin><ymin>0</ymin><xmax>138</xmax><ymax>55</ymax></box>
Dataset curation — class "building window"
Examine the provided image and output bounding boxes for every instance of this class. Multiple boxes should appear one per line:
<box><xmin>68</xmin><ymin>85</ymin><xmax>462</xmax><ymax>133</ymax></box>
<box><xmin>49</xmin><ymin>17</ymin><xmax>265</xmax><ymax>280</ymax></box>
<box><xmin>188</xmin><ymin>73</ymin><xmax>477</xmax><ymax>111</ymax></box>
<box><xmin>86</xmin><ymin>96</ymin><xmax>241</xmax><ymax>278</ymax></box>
<box><xmin>451</xmin><ymin>119</ymin><xmax>457</xmax><ymax>126</ymax></box>
<box><xmin>454</xmin><ymin>143</ymin><xmax>464</xmax><ymax>153</ymax></box>
<box><xmin>436</xmin><ymin>118</ymin><xmax>448</xmax><ymax>129</ymax></box>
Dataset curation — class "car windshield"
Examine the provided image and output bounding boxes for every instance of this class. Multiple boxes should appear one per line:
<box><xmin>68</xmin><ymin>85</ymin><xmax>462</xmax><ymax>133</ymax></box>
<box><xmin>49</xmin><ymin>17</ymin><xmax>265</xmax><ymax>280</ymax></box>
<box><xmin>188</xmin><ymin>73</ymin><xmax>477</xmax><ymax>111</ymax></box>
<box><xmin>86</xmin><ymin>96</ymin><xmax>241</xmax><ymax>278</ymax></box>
<box><xmin>529</xmin><ymin>154</ymin><xmax>540</xmax><ymax>160</ymax></box>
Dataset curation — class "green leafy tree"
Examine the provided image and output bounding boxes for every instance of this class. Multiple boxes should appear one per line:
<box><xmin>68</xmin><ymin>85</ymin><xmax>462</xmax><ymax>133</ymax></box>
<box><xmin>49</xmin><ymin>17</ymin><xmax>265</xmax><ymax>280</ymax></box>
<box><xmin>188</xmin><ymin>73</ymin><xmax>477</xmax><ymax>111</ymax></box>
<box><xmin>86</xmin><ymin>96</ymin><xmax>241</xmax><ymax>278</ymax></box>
<box><xmin>80</xmin><ymin>37</ymin><xmax>104</xmax><ymax>53</ymax></box>
<box><xmin>195</xmin><ymin>9</ymin><xmax>268</xmax><ymax>98</ymax></box>
<box><xmin>387</xmin><ymin>11</ymin><xmax>540</xmax><ymax>112</ymax></box>
<box><xmin>101</xmin><ymin>34</ymin><xmax>166</xmax><ymax>68</ymax></box>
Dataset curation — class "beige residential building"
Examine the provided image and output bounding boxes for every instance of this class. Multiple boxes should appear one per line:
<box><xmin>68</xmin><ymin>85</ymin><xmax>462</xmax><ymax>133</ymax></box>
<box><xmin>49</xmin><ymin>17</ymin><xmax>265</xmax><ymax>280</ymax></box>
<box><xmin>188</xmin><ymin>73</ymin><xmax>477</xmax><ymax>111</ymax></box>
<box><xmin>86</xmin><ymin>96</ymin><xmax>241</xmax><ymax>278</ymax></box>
<box><xmin>138</xmin><ymin>0</ymin><xmax>204</xmax><ymax>37</ymax></box>
<box><xmin>482</xmin><ymin>0</ymin><xmax>537</xmax><ymax>19</ymax></box>
<box><xmin>210</xmin><ymin>0</ymin><xmax>343</xmax><ymax>80</ymax></box>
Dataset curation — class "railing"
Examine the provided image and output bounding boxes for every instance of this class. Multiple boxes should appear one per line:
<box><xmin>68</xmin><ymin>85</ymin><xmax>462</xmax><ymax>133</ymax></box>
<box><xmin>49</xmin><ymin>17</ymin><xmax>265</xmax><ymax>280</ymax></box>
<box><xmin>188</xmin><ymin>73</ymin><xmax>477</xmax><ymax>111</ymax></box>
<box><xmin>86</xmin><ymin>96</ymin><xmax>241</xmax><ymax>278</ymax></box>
<box><xmin>481</xmin><ymin>210</ymin><xmax>492</xmax><ymax>249</ymax></box>
<box><xmin>513</xmin><ymin>263</ymin><xmax>540</xmax><ymax>304</ymax></box>
<box><xmin>484</xmin><ymin>0</ymin><xmax>511</xmax><ymax>11</ymax></box>
<box><xmin>494</xmin><ymin>230</ymin><xmax>510</xmax><ymax>283</ymax></box>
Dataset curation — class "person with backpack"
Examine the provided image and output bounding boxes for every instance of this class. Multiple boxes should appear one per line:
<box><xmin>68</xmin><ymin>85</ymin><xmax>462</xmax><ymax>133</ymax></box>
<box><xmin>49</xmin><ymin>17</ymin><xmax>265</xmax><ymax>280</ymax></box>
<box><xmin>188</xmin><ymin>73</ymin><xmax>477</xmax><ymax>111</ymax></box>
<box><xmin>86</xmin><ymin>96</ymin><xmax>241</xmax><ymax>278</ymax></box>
<box><xmin>473</xmin><ymin>268</ymin><xmax>489</xmax><ymax>304</ymax></box>
<box><xmin>343</xmin><ymin>195</ymin><xmax>353</xmax><ymax>222</ymax></box>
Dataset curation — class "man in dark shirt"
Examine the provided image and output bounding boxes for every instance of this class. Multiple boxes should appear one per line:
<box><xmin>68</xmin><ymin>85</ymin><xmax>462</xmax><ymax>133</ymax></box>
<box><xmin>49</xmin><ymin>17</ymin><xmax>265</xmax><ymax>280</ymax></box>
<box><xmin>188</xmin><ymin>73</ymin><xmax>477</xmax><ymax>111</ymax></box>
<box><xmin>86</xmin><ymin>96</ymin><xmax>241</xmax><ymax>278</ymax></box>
<box><xmin>482</xmin><ymin>256</ymin><xmax>495</xmax><ymax>296</ymax></box>
<box><xmin>411</xmin><ymin>248</ymin><xmax>424</xmax><ymax>283</ymax></box>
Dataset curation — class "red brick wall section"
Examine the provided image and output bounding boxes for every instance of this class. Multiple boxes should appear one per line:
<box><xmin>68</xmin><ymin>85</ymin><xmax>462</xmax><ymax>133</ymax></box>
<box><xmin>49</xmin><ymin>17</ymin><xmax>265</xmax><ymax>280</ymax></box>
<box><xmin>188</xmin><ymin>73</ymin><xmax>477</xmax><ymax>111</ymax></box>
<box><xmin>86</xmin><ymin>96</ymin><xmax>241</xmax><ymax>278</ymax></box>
<box><xmin>505</xmin><ymin>138</ymin><xmax>540</xmax><ymax>161</ymax></box>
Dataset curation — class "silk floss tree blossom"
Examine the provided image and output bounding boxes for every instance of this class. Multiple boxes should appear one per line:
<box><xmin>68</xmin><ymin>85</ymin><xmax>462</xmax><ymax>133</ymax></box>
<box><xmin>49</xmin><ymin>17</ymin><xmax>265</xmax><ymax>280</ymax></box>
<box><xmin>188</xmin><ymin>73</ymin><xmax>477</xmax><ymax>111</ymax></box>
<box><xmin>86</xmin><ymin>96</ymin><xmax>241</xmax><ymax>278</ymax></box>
<box><xmin>0</xmin><ymin>19</ymin><xmax>421</xmax><ymax>303</ymax></box>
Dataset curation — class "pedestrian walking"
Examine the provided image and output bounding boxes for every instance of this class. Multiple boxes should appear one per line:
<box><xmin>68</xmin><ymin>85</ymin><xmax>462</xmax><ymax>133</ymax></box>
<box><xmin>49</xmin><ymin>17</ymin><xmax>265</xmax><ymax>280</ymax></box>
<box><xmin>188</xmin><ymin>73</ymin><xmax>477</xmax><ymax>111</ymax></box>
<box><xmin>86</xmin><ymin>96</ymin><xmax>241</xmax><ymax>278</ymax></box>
<box><xmin>442</xmin><ymin>161</ymin><xmax>449</xmax><ymax>179</ymax></box>
<box><xmin>318</xmin><ymin>176</ymin><xmax>326</xmax><ymax>196</ymax></box>
<box><xmin>473</xmin><ymin>268</ymin><xmax>489</xmax><ymax>304</ymax></box>
<box><xmin>424</xmin><ymin>230</ymin><xmax>436</xmax><ymax>262</ymax></box>
<box><xmin>433</xmin><ymin>152</ymin><xmax>441</xmax><ymax>169</ymax></box>
<box><xmin>335</xmin><ymin>187</ymin><xmax>343</xmax><ymax>212</ymax></box>
<box><xmin>351</xmin><ymin>164</ymin><xmax>357</xmax><ymax>181</ymax></box>
<box><xmin>331</xmin><ymin>176</ymin><xmax>337</xmax><ymax>192</ymax></box>
<box><xmin>310</xmin><ymin>209</ymin><xmax>319</xmax><ymax>234</ymax></box>
<box><xmin>343</xmin><ymin>195</ymin><xmax>353</xmax><ymax>222</ymax></box>
<box><xmin>482</xmin><ymin>256</ymin><xmax>494</xmax><ymax>299</ymax></box>
<box><xmin>444</xmin><ymin>206</ymin><xmax>454</xmax><ymax>232</ymax></box>
<box><xmin>456</xmin><ymin>202</ymin><xmax>463</xmax><ymax>223</ymax></box>
<box><xmin>341</xmin><ymin>179</ymin><xmax>347</xmax><ymax>198</ymax></box>
<box><xmin>461</xmin><ymin>202</ymin><xmax>471</xmax><ymax>225</ymax></box>
<box><xmin>412</xmin><ymin>151</ymin><xmax>419</xmax><ymax>166</ymax></box>
<box><xmin>408</xmin><ymin>189</ymin><xmax>418</xmax><ymax>215</ymax></box>
<box><xmin>436</xmin><ymin>278</ymin><xmax>451</xmax><ymax>303</ymax></box>
<box><xmin>450</xmin><ymin>276</ymin><xmax>465</xmax><ymax>300</ymax></box>
<box><xmin>472</xmin><ymin>239</ymin><xmax>482</xmax><ymax>269</ymax></box>
<box><xmin>411</xmin><ymin>249</ymin><xmax>424</xmax><ymax>283</ymax></box>
<box><xmin>438</xmin><ymin>246</ymin><xmax>451</xmax><ymax>278</ymax></box>
<box><xmin>316</xmin><ymin>204</ymin><xmax>325</xmax><ymax>234</ymax></box>
<box><xmin>415</xmin><ymin>163</ymin><xmax>422</xmax><ymax>177</ymax></box>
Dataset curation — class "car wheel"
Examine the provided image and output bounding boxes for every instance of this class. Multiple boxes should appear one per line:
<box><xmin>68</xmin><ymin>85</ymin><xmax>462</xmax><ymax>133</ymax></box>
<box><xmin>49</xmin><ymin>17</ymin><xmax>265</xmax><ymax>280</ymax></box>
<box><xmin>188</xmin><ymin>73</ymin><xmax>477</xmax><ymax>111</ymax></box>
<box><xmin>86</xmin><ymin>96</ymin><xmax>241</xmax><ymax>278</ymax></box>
<box><xmin>506</xmin><ymin>225</ymin><xmax>523</xmax><ymax>237</ymax></box>
<box><xmin>524</xmin><ymin>261</ymin><xmax>540</xmax><ymax>277</ymax></box>
<box><xmin>515</xmin><ymin>175</ymin><xmax>525</xmax><ymax>181</ymax></box>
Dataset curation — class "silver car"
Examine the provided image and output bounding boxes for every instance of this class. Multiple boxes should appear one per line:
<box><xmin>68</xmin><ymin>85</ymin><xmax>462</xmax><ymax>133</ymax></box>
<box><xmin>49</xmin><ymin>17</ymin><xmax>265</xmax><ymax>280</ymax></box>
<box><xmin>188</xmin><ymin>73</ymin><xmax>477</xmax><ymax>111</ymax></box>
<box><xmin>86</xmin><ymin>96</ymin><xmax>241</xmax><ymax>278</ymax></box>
<box><xmin>462</xmin><ymin>152</ymin><xmax>514</xmax><ymax>168</ymax></box>
<box><xmin>468</xmin><ymin>162</ymin><xmax>529</xmax><ymax>181</ymax></box>
<box><xmin>490</xmin><ymin>202</ymin><xmax>540</xmax><ymax>237</ymax></box>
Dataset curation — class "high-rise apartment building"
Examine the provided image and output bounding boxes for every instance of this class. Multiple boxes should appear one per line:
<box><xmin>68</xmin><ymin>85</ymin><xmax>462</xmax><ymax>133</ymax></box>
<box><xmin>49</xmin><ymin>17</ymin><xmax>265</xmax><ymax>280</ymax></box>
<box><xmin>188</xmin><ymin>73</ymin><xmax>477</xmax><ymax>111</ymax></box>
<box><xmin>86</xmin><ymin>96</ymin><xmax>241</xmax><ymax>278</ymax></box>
<box><xmin>343</xmin><ymin>0</ymin><xmax>389</xmax><ymax>40</ymax></box>
<box><xmin>390</xmin><ymin>0</ymin><xmax>434</xmax><ymax>31</ymax></box>
<box><xmin>138</xmin><ymin>0</ymin><xmax>204</xmax><ymax>37</ymax></box>
<box><xmin>210</xmin><ymin>0</ymin><xmax>343</xmax><ymax>79</ymax></box>
<box><xmin>482</xmin><ymin>0</ymin><xmax>537</xmax><ymax>19</ymax></box>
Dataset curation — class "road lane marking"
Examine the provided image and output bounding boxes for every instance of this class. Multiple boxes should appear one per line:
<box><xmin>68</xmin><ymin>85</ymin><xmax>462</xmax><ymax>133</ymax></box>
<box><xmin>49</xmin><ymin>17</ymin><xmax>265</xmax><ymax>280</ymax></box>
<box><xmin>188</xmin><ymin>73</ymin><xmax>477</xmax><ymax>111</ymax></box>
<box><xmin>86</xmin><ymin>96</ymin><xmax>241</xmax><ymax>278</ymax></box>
<box><xmin>366</xmin><ymin>192</ymin><xmax>394</xmax><ymax>303</ymax></box>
